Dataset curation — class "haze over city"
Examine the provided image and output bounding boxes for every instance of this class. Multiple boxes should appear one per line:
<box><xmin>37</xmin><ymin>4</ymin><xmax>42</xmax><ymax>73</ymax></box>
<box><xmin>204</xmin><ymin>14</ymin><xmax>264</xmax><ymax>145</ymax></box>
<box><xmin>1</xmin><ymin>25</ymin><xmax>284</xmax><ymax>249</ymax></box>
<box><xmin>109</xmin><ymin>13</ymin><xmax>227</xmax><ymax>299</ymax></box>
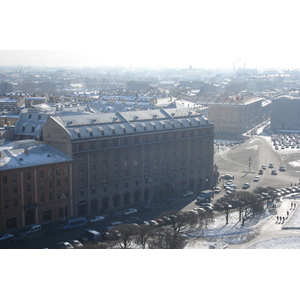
<box><xmin>2</xmin><ymin>0</ymin><xmax>300</xmax><ymax>70</ymax></box>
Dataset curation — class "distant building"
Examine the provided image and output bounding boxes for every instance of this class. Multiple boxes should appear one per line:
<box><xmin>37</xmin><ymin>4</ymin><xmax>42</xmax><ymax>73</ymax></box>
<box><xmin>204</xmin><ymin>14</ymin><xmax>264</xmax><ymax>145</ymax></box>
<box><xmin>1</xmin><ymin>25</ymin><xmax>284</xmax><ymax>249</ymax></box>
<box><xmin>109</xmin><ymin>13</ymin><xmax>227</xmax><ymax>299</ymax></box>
<box><xmin>0</xmin><ymin>140</ymin><xmax>73</xmax><ymax>232</ymax></box>
<box><xmin>270</xmin><ymin>95</ymin><xmax>300</xmax><ymax>131</ymax></box>
<box><xmin>25</xmin><ymin>96</ymin><xmax>47</xmax><ymax>108</ymax></box>
<box><xmin>184</xmin><ymin>94</ymin><xmax>271</xmax><ymax>139</ymax></box>
<box><xmin>43</xmin><ymin>108</ymin><xmax>214</xmax><ymax>217</ymax></box>
<box><xmin>0</xmin><ymin>82</ymin><xmax>13</xmax><ymax>95</ymax></box>
<box><xmin>127</xmin><ymin>81</ymin><xmax>152</xmax><ymax>91</ymax></box>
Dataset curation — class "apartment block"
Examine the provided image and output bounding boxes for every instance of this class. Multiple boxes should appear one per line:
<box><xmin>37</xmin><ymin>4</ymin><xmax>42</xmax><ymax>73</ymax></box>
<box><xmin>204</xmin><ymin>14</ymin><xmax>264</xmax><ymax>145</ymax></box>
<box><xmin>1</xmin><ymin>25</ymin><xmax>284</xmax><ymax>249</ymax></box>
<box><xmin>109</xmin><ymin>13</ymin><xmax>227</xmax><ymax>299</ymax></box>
<box><xmin>43</xmin><ymin>108</ymin><xmax>215</xmax><ymax>217</ymax></box>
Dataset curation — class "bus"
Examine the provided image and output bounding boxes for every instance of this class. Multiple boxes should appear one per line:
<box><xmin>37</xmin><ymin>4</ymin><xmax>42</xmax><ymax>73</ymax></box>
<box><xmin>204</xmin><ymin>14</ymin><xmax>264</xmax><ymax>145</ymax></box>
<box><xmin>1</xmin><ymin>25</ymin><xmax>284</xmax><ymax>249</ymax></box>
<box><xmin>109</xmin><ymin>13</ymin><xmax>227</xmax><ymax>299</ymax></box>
<box><xmin>62</xmin><ymin>217</ymin><xmax>87</xmax><ymax>230</ymax></box>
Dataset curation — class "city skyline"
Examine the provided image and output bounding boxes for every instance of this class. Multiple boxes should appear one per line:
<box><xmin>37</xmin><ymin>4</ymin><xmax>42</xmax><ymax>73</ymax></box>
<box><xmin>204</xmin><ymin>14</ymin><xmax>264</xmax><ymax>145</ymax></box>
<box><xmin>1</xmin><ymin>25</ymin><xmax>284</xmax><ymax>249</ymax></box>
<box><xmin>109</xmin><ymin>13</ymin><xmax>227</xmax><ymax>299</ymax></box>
<box><xmin>1</xmin><ymin>0</ymin><xmax>300</xmax><ymax>70</ymax></box>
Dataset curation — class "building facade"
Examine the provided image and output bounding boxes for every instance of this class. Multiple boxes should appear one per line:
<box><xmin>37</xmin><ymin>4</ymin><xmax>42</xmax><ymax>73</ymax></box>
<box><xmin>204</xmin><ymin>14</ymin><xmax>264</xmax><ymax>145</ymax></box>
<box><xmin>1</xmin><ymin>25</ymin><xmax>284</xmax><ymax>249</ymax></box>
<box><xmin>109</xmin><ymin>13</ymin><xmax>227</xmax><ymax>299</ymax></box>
<box><xmin>0</xmin><ymin>140</ymin><xmax>73</xmax><ymax>232</ymax></box>
<box><xmin>43</xmin><ymin>108</ymin><xmax>215</xmax><ymax>217</ymax></box>
<box><xmin>270</xmin><ymin>95</ymin><xmax>300</xmax><ymax>131</ymax></box>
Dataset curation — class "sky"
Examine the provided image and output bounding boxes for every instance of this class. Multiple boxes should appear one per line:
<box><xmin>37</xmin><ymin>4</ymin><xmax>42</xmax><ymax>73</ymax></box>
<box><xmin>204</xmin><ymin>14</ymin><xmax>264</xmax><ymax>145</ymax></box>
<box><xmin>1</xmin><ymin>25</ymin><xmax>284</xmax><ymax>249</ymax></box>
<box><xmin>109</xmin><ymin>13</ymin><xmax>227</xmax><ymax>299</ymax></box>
<box><xmin>1</xmin><ymin>0</ymin><xmax>300</xmax><ymax>70</ymax></box>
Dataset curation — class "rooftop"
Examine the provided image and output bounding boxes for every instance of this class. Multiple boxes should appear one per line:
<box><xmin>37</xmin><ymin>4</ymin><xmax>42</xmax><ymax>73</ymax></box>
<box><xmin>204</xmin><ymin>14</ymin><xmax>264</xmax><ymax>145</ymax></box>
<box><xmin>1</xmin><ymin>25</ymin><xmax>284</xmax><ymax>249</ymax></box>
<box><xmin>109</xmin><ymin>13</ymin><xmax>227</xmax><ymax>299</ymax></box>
<box><xmin>0</xmin><ymin>140</ymin><xmax>73</xmax><ymax>170</ymax></box>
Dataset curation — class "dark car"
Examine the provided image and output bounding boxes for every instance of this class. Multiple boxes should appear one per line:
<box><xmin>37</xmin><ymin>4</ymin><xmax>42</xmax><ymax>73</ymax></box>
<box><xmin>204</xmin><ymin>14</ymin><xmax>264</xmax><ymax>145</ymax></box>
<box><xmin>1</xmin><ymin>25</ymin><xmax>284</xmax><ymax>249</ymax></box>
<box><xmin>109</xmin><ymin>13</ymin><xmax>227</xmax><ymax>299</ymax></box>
<box><xmin>44</xmin><ymin>226</ymin><xmax>62</xmax><ymax>235</ymax></box>
<box><xmin>106</xmin><ymin>212</ymin><xmax>122</xmax><ymax>220</ymax></box>
<box><xmin>12</xmin><ymin>232</ymin><xmax>28</xmax><ymax>243</ymax></box>
<box><xmin>161</xmin><ymin>199</ymin><xmax>175</xmax><ymax>205</ymax></box>
<box><xmin>124</xmin><ymin>217</ymin><xmax>140</xmax><ymax>223</ymax></box>
<box><xmin>137</xmin><ymin>205</ymin><xmax>152</xmax><ymax>212</ymax></box>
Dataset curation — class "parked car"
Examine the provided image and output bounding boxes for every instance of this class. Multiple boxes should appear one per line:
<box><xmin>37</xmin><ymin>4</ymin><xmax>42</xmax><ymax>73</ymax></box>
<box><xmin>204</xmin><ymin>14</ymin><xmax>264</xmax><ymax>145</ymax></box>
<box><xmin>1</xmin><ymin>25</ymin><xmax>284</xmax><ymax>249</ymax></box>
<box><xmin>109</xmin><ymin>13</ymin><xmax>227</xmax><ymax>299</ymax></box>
<box><xmin>69</xmin><ymin>239</ymin><xmax>83</xmax><ymax>248</ymax></box>
<box><xmin>258</xmin><ymin>169</ymin><xmax>264</xmax><ymax>175</ymax></box>
<box><xmin>161</xmin><ymin>199</ymin><xmax>175</xmax><ymax>205</ymax></box>
<box><xmin>123</xmin><ymin>208</ymin><xmax>137</xmax><ymax>215</ymax></box>
<box><xmin>89</xmin><ymin>216</ymin><xmax>105</xmax><ymax>223</ymax></box>
<box><xmin>44</xmin><ymin>226</ymin><xmax>62</xmax><ymax>235</ymax></box>
<box><xmin>124</xmin><ymin>217</ymin><xmax>140</xmax><ymax>223</ymax></box>
<box><xmin>59</xmin><ymin>242</ymin><xmax>73</xmax><ymax>249</ymax></box>
<box><xmin>148</xmin><ymin>220</ymin><xmax>159</xmax><ymax>226</ymax></box>
<box><xmin>27</xmin><ymin>225</ymin><xmax>42</xmax><ymax>235</ymax></box>
<box><xmin>106</xmin><ymin>212</ymin><xmax>122</xmax><ymax>220</ymax></box>
<box><xmin>0</xmin><ymin>233</ymin><xmax>14</xmax><ymax>242</ymax></box>
<box><xmin>214</xmin><ymin>187</ymin><xmax>222</xmax><ymax>193</ymax></box>
<box><xmin>268</xmin><ymin>163</ymin><xmax>274</xmax><ymax>168</ymax></box>
<box><xmin>279</xmin><ymin>166</ymin><xmax>286</xmax><ymax>172</ymax></box>
<box><xmin>12</xmin><ymin>232</ymin><xmax>28</xmax><ymax>243</ymax></box>
<box><xmin>137</xmin><ymin>205</ymin><xmax>152</xmax><ymax>212</ymax></box>
<box><xmin>261</xmin><ymin>164</ymin><xmax>266</xmax><ymax>170</ymax></box>
<box><xmin>183</xmin><ymin>191</ymin><xmax>193</xmax><ymax>197</ymax></box>
<box><xmin>107</xmin><ymin>221</ymin><xmax>123</xmax><ymax>230</ymax></box>
<box><xmin>271</xmin><ymin>170</ymin><xmax>278</xmax><ymax>175</ymax></box>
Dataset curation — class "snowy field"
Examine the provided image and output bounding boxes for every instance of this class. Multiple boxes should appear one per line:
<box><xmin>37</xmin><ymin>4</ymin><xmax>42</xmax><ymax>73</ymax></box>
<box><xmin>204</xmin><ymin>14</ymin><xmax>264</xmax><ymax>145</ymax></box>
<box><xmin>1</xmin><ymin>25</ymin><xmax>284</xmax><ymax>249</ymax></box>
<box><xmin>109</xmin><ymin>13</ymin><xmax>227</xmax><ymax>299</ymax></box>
<box><xmin>184</xmin><ymin>194</ymin><xmax>300</xmax><ymax>249</ymax></box>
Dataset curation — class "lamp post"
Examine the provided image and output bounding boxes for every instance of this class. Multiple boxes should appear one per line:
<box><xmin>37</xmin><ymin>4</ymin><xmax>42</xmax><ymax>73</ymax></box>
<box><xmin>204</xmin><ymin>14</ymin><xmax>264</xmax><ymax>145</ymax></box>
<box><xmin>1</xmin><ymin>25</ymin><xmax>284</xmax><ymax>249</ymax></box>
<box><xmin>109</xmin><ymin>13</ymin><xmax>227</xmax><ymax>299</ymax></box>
<box><xmin>248</xmin><ymin>157</ymin><xmax>252</xmax><ymax>173</ymax></box>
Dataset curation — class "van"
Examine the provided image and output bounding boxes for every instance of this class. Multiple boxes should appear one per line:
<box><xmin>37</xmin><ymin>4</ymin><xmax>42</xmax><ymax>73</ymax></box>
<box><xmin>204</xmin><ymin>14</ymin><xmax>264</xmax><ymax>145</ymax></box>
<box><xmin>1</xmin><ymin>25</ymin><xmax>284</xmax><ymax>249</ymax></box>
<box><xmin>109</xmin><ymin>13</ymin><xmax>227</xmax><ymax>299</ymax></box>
<box><xmin>27</xmin><ymin>225</ymin><xmax>42</xmax><ymax>234</ymax></box>
<box><xmin>62</xmin><ymin>217</ymin><xmax>87</xmax><ymax>230</ymax></box>
<box><xmin>82</xmin><ymin>229</ymin><xmax>102</xmax><ymax>242</ymax></box>
<box><xmin>107</xmin><ymin>221</ymin><xmax>123</xmax><ymax>230</ymax></box>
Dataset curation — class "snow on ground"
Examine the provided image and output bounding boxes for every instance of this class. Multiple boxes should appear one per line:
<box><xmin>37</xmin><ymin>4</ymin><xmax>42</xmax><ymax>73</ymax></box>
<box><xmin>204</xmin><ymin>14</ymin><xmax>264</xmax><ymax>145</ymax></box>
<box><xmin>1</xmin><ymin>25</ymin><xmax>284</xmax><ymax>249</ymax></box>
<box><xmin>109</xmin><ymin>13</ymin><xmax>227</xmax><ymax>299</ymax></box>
<box><xmin>184</xmin><ymin>194</ymin><xmax>300</xmax><ymax>249</ymax></box>
<box><xmin>289</xmin><ymin>160</ymin><xmax>300</xmax><ymax>167</ymax></box>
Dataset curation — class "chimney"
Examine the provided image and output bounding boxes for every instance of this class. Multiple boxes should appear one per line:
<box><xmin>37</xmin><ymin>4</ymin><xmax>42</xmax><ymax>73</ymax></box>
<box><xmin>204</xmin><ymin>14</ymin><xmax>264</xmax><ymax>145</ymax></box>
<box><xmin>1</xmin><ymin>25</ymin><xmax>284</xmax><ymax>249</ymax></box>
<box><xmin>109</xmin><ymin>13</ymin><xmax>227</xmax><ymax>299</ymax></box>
<box><xmin>24</xmin><ymin>148</ymin><xmax>29</xmax><ymax>155</ymax></box>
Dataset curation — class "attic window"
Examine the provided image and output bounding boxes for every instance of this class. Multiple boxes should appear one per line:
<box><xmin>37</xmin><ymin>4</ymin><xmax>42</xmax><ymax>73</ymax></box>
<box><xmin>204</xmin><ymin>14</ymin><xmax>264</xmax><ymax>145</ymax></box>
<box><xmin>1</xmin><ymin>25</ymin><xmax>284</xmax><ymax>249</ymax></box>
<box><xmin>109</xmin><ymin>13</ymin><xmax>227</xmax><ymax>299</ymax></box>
<box><xmin>29</xmin><ymin>114</ymin><xmax>31</xmax><ymax>119</ymax></box>
<box><xmin>101</xmin><ymin>131</ymin><xmax>105</xmax><ymax>135</ymax></box>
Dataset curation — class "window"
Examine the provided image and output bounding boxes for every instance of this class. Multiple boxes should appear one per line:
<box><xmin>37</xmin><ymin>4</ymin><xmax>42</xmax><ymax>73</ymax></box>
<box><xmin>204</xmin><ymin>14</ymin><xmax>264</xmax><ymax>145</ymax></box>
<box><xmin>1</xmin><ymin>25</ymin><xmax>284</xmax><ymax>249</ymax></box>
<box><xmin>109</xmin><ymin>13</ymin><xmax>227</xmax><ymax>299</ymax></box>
<box><xmin>40</xmin><ymin>170</ymin><xmax>44</xmax><ymax>179</ymax></box>
<box><xmin>12</xmin><ymin>174</ymin><xmax>17</xmax><ymax>183</ymax></box>
<box><xmin>42</xmin><ymin>210</ymin><xmax>52</xmax><ymax>222</ymax></box>
<box><xmin>3</xmin><ymin>176</ymin><xmax>8</xmax><ymax>184</ymax></box>
<box><xmin>14</xmin><ymin>199</ymin><xmax>18</xmax><ymax>208</ymax></box>
<box><xmin>26</xmin><ymin>172</ymin><xmax>31</xmax><ymax>180</ymax></box>
<box><xmin>49</xmin><ymin>192</ymin><xmax>53</xmax><ymax>201</ymax></box>
<box><xmin>41</xmin><ymin>194</ymin><xmax>45</xmax><ymax>202</ymax></box>
<box><xmin>27</xmin><ymin>185</ymin><xmax>31</xmax><ymax>192</ymax></box>
<box><xmin>64</xmin><ymin>167</ymin><xmax>68</xmax><ymax>175</ymax></box>
<box><xmin>56</xmin><ymin>168</ymin><xmax>60</xmax><ymax>176</ymax></box>
<box><xmin>6</xmin><ymin>218</ymin><xmax>17</xmax><ymax>230</ymax></box>
<box><xmin>4</xmin><ymin>200</ymin><xmax>9</xmax><ymax>209</ymax></box>
<box><xmin>48</xmin><ymin>169</ymin><xmax>52</xmax><ymax>178</ymax></box>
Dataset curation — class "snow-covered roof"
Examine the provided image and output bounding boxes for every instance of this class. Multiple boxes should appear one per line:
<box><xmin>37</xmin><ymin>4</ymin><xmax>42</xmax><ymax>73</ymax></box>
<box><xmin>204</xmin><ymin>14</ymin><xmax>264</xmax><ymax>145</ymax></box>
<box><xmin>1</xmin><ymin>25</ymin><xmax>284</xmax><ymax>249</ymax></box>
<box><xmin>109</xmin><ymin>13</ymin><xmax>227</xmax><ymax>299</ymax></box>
<box><xmin>0</xmin><ymin>141</ymin><xmax>72</xmax><ymax>170</ymax></box>
<box><xmin>49</xmin><ymin>108</ymin><xmax>211</xmax><ymax>140</ymax></box>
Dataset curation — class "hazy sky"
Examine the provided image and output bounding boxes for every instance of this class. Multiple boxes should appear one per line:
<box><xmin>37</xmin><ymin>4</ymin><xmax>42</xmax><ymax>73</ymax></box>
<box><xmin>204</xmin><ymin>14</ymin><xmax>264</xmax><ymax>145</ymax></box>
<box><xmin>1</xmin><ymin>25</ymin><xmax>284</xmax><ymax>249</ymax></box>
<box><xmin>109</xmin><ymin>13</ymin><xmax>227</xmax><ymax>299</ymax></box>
<box><xmin>1</xmin><ymin>0</ymin><xmax>299</xmax><ymax>70</ymax></box>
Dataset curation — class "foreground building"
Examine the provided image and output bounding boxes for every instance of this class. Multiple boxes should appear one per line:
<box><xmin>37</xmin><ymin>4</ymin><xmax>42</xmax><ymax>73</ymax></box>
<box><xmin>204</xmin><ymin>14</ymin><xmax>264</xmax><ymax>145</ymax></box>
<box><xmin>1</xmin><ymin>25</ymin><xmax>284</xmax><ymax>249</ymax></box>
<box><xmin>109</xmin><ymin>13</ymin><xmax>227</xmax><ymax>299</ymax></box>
<box><xmin>0</xmin><ymin>140</ymin><xmax>73</xmax><ymax>232</ymax></box>
<box><xmin>43</xmin><ymin>108</ymin><xmax>214</xmax><ymax>216</ymax></box>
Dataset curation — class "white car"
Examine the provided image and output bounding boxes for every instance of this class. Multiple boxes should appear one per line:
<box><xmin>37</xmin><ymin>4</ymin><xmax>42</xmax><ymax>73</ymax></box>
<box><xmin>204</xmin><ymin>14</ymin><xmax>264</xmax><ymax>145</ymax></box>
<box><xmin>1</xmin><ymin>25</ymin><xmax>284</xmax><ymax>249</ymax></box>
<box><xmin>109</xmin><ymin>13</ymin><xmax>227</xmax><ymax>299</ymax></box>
<box><xmin>69</xmin><ymin>240</ymin><xmax>83</xmax><ymax>248</ymax></box>
<box><xmin>242</xmin><ymin>183</ymin><xmax>250</xmax><ymax>189</ymax></box>
<box><xmin>59</xmin><ymin>242</ymin><xmax>73</xmax><ymax>249</ymax></box>
<box><xmin>214</xmin><ymin>187</ymin><xmax>222</xmax><ymax>193</ymax></box>
<box><xmin>123</xmin><ymin>208</ymin><xmax>138</xmax><ymax>215</ymax></box>
<box><xmin>253</xmin><ymin>176</ymin><xmax>260</xmax><ymax>182</ymax></box>
<box><xmin>89</xmin><ymin>215</ymin><xmax>105</xmax><ymax>223</ymax></box>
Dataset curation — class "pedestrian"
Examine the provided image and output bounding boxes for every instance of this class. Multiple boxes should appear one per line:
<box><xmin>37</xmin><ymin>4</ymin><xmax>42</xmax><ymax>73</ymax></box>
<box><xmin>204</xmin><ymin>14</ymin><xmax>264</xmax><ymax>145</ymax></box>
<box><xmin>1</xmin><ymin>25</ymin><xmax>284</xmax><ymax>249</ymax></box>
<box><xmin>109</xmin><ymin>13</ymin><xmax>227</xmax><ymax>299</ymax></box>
<box><xmin>287</xmin><ymin>211</ymin><xmax>289</xmax><ymax>217</ymax></box>
<box><xmin>280</xmin><ymin>216</ymin><xmax>282</xmax><ymax>222</ymax></box>
<box><xmin>277</xmin><ymin>216</ymin><xmax>279</xmax><ymax>222</ymax></box>
<box><xmin>282</xmin><ymin>216</ymin><xmax>285</xmax><ymax>223</ymax></box>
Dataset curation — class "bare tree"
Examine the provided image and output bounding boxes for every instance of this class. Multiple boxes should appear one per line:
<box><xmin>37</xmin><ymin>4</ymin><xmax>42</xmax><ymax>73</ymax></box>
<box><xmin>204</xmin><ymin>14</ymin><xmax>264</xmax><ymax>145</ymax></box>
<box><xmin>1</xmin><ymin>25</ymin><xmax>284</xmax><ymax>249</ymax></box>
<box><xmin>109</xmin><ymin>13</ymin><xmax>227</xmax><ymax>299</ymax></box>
<box><xmin>134</xmin><ymin>225</ymin><xmax>153</xmax><ymax>249</ymax></box>
<box><xmin>108</xmin><ymin>224</ymin><xmax>138</xmax><ymax>249</ymax></box>
<box><xmin>147</xmin><ymin>227</ymin><xmax>186</xmax><ymax>249</ymax></box>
